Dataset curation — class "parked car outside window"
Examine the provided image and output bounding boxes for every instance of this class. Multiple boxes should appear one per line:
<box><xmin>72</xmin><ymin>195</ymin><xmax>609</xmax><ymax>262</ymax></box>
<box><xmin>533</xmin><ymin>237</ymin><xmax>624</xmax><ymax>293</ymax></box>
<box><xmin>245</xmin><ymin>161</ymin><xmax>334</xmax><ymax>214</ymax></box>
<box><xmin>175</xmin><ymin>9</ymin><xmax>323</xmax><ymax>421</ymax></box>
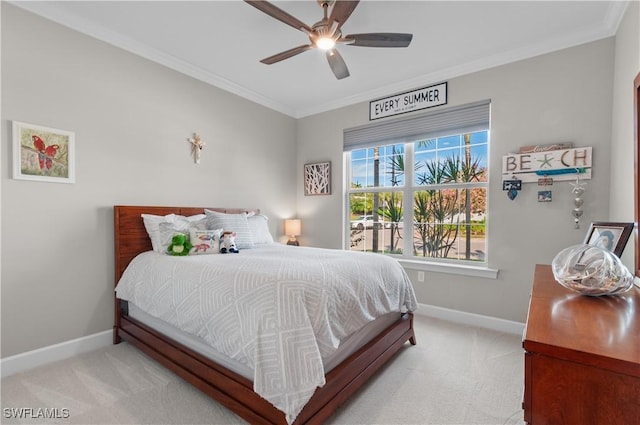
<box><xmin>351</xmin><ymin>215</ymin><xmax>389</xmax><ymax>230</ymax></box>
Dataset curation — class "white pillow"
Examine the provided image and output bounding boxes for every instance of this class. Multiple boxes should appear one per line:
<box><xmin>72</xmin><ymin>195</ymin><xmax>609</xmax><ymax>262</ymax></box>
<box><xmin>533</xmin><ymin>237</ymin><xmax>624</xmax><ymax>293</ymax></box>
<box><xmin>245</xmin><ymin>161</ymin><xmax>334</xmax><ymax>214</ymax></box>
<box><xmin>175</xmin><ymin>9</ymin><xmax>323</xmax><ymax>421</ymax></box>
<box><xmin>189</xmin><ymin>228</ymin><xmax>222</xmax><ymax>255</ymax></box>
<box><xmin>142</xmin><ymin>214</ymin><xmax>176</xmax><ymax>253</ymax></box>
<box><xmin>186</xmin><ymin>213</ymin><xmax>206</xmax><ymax>222</ymax></box>
<box><xmin>204</xmin><ymin>210</ymin><xmax>255</xmax><ymax>249</ymax></box>
<box><xmin>142</xmin><ymin>213</ymin><xmax>206</xmax><ymax>253</ymax></box>
<box><xmin>247</xmin><ymin>214</ymin><xmax>274</xmax><ymax>245</ymax></box>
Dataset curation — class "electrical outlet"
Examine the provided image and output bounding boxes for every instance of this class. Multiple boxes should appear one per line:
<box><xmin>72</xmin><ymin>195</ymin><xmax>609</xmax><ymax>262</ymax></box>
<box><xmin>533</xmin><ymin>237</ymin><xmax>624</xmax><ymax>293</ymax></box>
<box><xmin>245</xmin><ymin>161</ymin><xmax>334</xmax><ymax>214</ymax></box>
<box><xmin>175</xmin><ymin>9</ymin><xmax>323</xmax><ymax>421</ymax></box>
<box><xmin>417</xmin><ymin>271</ymin><xmax>425</xmax><ymax>282</ymax></box>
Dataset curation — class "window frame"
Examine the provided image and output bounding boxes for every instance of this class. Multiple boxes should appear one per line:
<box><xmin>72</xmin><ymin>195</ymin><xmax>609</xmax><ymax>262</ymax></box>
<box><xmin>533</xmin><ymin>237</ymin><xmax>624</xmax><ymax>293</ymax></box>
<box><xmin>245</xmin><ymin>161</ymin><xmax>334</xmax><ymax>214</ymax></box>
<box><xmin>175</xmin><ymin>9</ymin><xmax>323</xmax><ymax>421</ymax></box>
<box><xmin>345</xmin><ymin>138</ymin><xmax>489</xmax><ymax>265</ymax></box>
<box><xmin>343</xmin><ymin>102</ymin><xmax>496</xmax><ymax>277</ymax></box>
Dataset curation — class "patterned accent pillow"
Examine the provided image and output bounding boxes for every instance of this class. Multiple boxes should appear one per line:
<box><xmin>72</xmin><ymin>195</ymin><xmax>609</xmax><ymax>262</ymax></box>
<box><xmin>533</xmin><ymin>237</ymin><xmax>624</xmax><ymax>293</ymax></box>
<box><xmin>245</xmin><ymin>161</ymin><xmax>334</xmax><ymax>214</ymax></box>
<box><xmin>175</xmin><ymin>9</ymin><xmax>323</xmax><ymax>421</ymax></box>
<box><xmin>189</xmin><ymin>228</ymin><xmax>222</xmax><ymax>255</ymax></box>
<box><xmin>248</xmin><ymin>214</ymin><xmax>274</xmax><ymax>245</ymax></box>
<box><xmin>204</xmin><ymin>210</ymin><xmax>255</xmax><ymax>249</ymax></box>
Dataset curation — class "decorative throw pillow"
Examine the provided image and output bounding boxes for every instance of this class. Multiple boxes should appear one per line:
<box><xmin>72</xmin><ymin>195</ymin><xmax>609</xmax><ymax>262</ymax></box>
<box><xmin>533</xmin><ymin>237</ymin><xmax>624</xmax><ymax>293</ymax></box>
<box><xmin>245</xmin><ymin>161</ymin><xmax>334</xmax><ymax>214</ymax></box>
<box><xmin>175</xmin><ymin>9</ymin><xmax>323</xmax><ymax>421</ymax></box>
<box><xmin>189</xmin><ymin>228</ymin><xmax>222</xmax><ymax>255</ymax></box>
<box><xmin>248</xmin><ymin>214</ymin><xmax>274</xmax><ymax>245</ymax></box>
<box><xmin>142</xmin><ymin>214</ymin><xmax>177</xmax><ymax>253</ymax></box>
<box><xmin>142</xmin><ymin>213</ymin><xmax>206</xmax><ymax>253</ymax></box>
<box><xmin>188</xmin><ymin>216</ymin><xmax>209</xmax><ymax>231</ymax></box>
<box><xmin>186</xmin><ymin>214</ymin><xmax>207</xmax><ymax>223</ymax></box>
<box><xmin>204</xmin><ymin>210</ymin><xmax>255</xmax><ymax>249</ymax></box>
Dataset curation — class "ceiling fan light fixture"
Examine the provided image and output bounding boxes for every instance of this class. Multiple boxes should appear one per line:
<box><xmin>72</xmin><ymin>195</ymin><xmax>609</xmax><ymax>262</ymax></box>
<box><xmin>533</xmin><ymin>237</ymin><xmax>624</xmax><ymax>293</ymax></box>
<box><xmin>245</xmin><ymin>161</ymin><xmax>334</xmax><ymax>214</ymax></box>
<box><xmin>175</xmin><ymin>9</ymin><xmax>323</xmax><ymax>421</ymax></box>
<box><xmin>316</xmin><ymin>36</ymin><xmax>336</xmax><ymax>50</ymax></box>
<box><xmin>246</xmin><ymin>0</ymin><xmax>413</xmax><ymax>80</ymax></box>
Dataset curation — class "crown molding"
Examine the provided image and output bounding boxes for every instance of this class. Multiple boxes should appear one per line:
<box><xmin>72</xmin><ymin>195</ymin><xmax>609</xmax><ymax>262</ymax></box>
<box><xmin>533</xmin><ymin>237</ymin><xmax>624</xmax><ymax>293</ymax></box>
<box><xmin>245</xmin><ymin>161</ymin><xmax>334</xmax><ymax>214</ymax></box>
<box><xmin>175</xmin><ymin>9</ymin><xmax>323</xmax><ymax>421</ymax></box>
<box><xmin>295</xmin><ymin>8</ymin><xmax>623</xmax><ymax>118</ymax></box>
<box><xmin>8</xmin><ymin>1</ymin><xmax>297</xmax><ymax>117</ymax></box>
<box><xmin>9</xmin><ymin>1</ymin><xmax>626</xmax><ymax>120</ymax></box>
<box><xmin>603</xmin><ymin>0</ymin><xmax>631</xmax><ymax>34</ymax></box>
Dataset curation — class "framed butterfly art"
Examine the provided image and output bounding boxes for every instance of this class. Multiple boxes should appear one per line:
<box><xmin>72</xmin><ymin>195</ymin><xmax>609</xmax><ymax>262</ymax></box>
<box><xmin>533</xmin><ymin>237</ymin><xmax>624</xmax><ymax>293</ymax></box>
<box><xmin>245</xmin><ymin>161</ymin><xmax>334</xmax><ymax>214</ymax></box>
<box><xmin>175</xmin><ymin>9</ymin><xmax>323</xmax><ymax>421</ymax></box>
<box><xmin>12</xmin><ymin>121</ymin><xmax>75</xmax><ymax>183</ymax></box>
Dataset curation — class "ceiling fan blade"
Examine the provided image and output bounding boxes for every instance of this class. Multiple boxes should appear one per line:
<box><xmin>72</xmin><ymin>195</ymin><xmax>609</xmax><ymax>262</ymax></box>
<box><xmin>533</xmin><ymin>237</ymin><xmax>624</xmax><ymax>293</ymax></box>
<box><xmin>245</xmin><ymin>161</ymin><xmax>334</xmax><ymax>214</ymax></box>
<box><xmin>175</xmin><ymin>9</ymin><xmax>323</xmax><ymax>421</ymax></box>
<box><xmin>343</xmin><ymin>33</ymin><xmax>413</xmax><ymax>47</ymax></box>
<box><xmin>329</xmin><ymin>1</ymin><xmax>359</xmax><ymax>31</ymax></box>
<box><xmin>260</xmin><ymin>45</ymin><xmax>314</xmax><ymax>65</ymax></box>
<box><xmin>326</xmin><ymin>49</ymin><xmax>350</xmax><ymax>80</ymax></box>
<box><xmin>244</xmin><ymin>1</ymin><xmax>313</xmax><ymax>33</ymax></box>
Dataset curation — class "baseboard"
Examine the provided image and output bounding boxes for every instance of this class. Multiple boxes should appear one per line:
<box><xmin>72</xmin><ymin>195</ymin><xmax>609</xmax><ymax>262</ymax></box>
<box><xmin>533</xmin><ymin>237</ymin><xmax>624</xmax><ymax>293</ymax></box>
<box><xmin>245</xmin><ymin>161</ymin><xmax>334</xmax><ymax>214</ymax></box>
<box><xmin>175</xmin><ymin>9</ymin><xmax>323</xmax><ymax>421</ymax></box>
<box><xmin>1</xmin><ymin>330</ymin><xmax>112</xmax><ymax>378</ymax></box>
<box><xmin>414</xmin><ymin>303</ymin><xmax>525</xmax><ymax>336</ymax></box>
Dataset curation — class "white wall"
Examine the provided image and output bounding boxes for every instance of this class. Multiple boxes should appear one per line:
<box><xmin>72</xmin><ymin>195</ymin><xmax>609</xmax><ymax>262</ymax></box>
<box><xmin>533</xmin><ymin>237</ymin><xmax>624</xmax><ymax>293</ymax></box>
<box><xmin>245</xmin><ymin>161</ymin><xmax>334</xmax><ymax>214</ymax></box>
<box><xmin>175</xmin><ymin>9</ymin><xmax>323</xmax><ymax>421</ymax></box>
<box><xmin>1</xmin><ymin>4</ymin><xmax>297</xmax><ymax>358</ymax></box>
<box><xmin>609</xmin><ymin>1</ymin><xmax>639</xmax><ymax>271</ymax></box>
<box><xmin>297</xmin><ymin>38</ymin><xmax>616</xmax><ymax>323</ymax></box>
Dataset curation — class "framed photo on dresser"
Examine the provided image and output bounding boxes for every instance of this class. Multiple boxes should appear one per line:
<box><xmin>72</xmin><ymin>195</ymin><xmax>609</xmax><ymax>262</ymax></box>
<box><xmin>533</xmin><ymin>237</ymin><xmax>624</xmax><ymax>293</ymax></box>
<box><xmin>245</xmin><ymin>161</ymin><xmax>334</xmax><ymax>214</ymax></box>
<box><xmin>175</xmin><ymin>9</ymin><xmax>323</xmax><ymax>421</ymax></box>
<box><xmin>584</xmin><ymin>222</ymin><xmax>634</xmax><ymax>257</ymax></box>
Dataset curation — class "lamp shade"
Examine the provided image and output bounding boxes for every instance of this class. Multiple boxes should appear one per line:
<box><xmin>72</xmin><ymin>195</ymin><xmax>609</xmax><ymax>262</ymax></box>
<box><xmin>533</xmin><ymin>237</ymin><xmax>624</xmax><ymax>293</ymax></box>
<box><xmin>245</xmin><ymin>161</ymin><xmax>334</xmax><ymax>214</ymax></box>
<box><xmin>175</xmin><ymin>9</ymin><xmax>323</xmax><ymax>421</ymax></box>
<box><xmin>285</xmin><ymin>219</ymin><xmax>301</xmax><ymax>237</ymax></box>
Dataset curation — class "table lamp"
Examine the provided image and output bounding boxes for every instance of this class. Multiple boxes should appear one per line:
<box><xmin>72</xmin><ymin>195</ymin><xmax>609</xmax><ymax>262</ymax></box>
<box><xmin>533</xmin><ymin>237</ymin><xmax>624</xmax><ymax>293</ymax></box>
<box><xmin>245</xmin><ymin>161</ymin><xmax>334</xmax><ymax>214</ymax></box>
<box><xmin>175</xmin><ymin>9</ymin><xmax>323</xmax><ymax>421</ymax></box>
<box><xmin>285</xmin><ymin>219</ymin><xmax>301</xmax><ymax>246</ymax></box>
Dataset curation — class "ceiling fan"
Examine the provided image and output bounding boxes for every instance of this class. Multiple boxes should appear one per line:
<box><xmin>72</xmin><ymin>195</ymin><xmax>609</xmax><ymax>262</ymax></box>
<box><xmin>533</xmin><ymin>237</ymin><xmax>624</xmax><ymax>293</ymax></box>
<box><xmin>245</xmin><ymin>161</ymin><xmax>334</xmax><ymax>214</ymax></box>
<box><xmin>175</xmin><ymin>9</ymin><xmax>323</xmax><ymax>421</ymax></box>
<box><xmin>244</xmin><ymin>0</ymin><xmax>413</xmax><ymax>80</ymax></box>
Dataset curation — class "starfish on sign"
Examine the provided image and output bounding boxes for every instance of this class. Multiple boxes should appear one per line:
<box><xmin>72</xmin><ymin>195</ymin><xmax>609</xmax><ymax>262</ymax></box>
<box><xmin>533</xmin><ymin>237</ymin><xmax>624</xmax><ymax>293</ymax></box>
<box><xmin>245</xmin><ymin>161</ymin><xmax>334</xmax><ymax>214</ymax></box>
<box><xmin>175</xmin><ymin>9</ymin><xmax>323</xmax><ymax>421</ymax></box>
<box><xmin>537</xmin><ymin>154</ymin><xmax>553</xmax><ymax>168</ymax></box>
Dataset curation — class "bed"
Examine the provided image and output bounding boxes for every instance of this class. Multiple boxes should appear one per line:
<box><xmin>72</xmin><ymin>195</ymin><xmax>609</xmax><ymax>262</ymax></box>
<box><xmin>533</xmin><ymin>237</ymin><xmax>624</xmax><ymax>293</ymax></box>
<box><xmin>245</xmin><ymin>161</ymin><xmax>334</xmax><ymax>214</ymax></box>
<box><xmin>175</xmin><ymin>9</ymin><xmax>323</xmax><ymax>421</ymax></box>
<box><xmin>113</xmin><ymin>205</ymin><xmax>417</xmax><ymax>425</ymax></box>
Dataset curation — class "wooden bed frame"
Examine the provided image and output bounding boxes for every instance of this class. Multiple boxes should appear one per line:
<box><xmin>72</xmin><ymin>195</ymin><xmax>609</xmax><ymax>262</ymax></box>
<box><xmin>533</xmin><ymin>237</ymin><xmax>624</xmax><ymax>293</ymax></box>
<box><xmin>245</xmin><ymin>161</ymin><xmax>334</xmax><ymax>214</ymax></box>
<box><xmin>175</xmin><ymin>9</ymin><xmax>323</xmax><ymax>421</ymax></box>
<box><xmin>113</xmin><ymin>205</ymin><xmax>416</xmax><ymax>425</ymax></box>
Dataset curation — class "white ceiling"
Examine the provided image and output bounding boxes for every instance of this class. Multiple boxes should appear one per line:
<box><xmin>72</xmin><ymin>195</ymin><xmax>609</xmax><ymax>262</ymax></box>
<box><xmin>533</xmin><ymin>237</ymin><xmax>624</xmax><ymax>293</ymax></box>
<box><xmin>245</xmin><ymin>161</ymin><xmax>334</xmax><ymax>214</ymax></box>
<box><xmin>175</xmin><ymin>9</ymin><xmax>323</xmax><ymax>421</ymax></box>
<box><xmin>11</xmin><ymin>1</ymin><xmax>628</xmax><ymax>118</ymax></box>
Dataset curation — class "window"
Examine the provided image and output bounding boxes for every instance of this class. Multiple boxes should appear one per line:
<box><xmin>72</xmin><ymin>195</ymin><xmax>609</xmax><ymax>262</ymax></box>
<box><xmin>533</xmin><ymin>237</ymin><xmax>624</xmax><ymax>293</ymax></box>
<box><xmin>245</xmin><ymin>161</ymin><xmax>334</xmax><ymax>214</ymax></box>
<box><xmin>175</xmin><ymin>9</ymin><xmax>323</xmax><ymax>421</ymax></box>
<box><xmin>344</xmin><ymin>101</ymin><xmax>490</xmax><ymax>265</ymax></box>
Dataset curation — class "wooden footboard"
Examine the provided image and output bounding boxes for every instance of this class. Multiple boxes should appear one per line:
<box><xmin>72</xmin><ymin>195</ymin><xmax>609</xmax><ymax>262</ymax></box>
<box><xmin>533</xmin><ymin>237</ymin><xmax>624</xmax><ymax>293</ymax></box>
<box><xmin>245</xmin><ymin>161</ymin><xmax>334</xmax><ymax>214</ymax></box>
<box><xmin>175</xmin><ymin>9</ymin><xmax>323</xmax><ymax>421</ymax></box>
<box><xmin>115</xmin><ymin>307</ymin><xmax>414</xmax><ymax>425</ymax></box>
<box><xmin>113</xmin><ymin>205</ymin><xmax>416</xmax><ymax>424</ymax></box>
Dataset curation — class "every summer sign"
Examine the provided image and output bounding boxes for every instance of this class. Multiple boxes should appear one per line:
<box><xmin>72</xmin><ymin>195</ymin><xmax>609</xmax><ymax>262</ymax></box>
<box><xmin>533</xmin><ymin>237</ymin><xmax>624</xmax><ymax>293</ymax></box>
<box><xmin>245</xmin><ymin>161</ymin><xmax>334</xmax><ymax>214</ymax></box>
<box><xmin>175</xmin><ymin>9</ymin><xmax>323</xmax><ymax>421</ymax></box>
<box><xmin>369</xmin><ymin>82</ymin><xmax>448</xmax><ymax>120</ymax></box>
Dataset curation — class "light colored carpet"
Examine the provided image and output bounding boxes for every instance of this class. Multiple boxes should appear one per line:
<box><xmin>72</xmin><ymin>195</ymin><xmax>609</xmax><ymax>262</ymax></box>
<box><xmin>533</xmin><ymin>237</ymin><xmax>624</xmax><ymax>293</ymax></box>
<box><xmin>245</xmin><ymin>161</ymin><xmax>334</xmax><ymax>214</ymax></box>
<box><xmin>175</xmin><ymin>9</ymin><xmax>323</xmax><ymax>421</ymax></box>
<box><xmin>1</xmin><ymin>315</ymin><xmax>525</xmax><ymax>425</ymax></box>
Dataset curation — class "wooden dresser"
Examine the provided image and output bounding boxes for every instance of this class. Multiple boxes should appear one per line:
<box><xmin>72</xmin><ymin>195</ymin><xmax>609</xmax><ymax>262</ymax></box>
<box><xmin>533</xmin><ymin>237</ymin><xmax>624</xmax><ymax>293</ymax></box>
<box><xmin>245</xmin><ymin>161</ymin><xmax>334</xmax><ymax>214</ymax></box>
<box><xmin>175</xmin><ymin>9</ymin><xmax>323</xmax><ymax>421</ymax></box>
<box><xmin>523</xmin><ymin>264</ymin><xmax>640</xmax><ymax>424</ymax></box>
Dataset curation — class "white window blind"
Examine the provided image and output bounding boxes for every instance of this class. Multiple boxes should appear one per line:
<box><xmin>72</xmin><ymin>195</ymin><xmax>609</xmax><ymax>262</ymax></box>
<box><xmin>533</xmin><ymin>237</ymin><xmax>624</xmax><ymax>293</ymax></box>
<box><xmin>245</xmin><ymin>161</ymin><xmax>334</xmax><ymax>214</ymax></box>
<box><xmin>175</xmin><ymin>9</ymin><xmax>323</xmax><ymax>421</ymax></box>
<box><xmin>343</xmin><ymin>99</ymin><xmax>491</xmax><ymax>151</ymax></box>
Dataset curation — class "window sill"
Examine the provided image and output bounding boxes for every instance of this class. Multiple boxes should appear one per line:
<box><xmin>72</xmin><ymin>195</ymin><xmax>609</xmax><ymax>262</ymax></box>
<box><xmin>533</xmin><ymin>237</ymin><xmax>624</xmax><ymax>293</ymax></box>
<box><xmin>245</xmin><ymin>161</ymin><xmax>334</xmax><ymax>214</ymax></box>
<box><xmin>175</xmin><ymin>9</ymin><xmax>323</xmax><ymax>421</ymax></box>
<box><xmin>398</xmin><ymin>259</ymin><xmax>499</xmax><ymax>279</ymax></box>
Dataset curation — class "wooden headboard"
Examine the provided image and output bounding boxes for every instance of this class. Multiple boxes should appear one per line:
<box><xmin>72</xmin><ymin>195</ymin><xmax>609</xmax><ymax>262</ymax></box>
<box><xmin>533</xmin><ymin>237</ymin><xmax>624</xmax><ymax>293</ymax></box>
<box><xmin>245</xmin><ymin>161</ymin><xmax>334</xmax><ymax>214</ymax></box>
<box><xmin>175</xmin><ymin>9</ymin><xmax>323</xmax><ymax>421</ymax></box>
<box><xmin>113</xmin><ymin>205</ymin><xmax>259</xmax><ymax>285</ymax></box>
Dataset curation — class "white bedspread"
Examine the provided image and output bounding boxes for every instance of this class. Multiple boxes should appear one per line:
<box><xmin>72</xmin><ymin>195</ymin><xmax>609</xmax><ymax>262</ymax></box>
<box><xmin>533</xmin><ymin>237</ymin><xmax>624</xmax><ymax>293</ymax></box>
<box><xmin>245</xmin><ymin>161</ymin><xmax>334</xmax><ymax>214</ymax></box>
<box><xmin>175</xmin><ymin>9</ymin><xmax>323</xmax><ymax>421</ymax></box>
<box><xmin>115</xmin><ymin>244</ymin><xmax>417</xmax><ymax>424</ymax></box>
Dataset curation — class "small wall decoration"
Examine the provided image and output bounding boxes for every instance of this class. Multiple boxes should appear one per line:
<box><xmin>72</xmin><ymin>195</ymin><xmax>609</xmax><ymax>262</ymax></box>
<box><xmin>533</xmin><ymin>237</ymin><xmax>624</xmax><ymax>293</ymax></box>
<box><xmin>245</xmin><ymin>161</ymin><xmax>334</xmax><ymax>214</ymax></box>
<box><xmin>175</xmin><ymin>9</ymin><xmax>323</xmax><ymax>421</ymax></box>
<box><xmin>584</xmin><ymin>222</ymin><xmax>634</xmax><ymax>257</ymax></box>
<box><xmin>12</xmin><ymin>121</ymin><xmax>75</xmax><ymax>183</ymax></box>
<box><xmin>187</xmin><ymin>133</ymin><xmax>205</xmax><ymax>164</ymax></box>
<box><xmin>538</xmin><ymin>190</ymin><xmax>552</xmax><ymax>202</ymax></box>
<box><xmin>519</xmin><ymin>142</ymin><xmax>573</xmax><ymax>154</ymax></box>
<box><xmin>502</xmin><ymin>177</ymin><xmax>522</xmax><ymax>200</ymax></box>
<box><xmin>538</xmin><ymin>176</ymin><xmax>553</xmax><ymax>186</ymax></box>
<box><xmin>571</xmin><ymin>171</ymin><xmax>586</xmax><ymax>229</ymax></box>
<box><xmin>304</xmin><ymin>161</ymin><xmax>331</xmax><ymax>196</ymax></box>
<box><xmin>502</xmin><ymin>146</ymin><xmax>592</xmax><ymax>183</ymax></box>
